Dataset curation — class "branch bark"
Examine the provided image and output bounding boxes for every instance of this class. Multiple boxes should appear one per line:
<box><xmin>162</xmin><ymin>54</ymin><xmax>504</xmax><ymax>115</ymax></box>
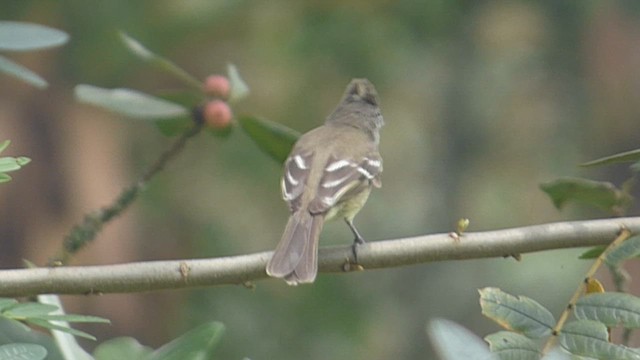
<box><xmin>3</xmin><ymin>217</ymin><xmax>639</xmax><ymax>296</ymax></box>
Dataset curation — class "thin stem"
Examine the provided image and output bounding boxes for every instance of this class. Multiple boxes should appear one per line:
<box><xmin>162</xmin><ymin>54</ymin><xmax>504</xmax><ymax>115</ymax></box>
<box><xmin>542</xmin><ymin>227</ymin><xmax>631</xmax><ymax>354</ymax></box>
<box><xmin>51</xmin><ymin>124</ymin><xmax>203</xmax><ymax>265</ymax></box>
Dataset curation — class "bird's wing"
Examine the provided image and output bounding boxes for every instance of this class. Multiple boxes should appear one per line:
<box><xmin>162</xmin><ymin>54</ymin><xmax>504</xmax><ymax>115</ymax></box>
<box><xmin>307</xmin><ymin>152</ymin><xmax>382</xmax><ymax>214</ymax></box>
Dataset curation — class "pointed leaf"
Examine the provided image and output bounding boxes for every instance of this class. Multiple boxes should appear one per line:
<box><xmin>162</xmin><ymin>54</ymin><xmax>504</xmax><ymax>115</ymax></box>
<box><xmin>16</xmin><ymin>157</ymin><xmax>31</xmax><ymax>166</ymax></box>
<box><xmin>0</xmin><ymin>158</ymin><xmax>22</xmax><ymax>173</ymax></box>
<box><xmin>93</xmin><ymin>337</ymin><xmax>152</xmax><ymax>360</ymax></box>
<box><xmin>149</xmin><ymin>322</ymin><xmax>225</xmax><ymax>360</ymax></box>
<box><xmin>118</xmin><ymin>31</ymin><xmax>154</xmax><ymax>60</ymax></box>
<box><xmin>37</xmin><ymin>314</ymin><xmax>110</xmax><ymax>324</ymax></box>
<box><xmin>0</xmin><ymin>55</ymin><xmax>47</xmax><ymax>88</ymax></box>
<box><xmin>238</xmin><ymin>115</ymin><xmax>300</xmax><ymax>163</ymax></box>
<box><xmin>479</xmin><ymin>287</ymin><xmax>555</xmax><ymax>338</ymax></box>
<box><xmin>0</xmin><ymin>298</ymin><xmax>18</xmax><ymax>312</ymax></box>
<box><xmin>154</xmin><ymin>91</ymin><xmax>202</xmax><ymax>136</ymax></box>
<box><xmin>427</xmin><ymin>318</ymin><xmax>496</xmax><ymax>360</ymax></box>
<box><xmin>0</xmin><ymin>21</ymin><xmax>68</xmax><ymax>51</ymax></box>
<box><xmin>0</xmin><ymin>343</ymin><xmax>47</xmax><ymax>360</ymax></box>
<box><xmin>540</xmin><ymin>177</ymin><xmax>632</xmax><ymax>212</ymax></box>
<box><xmin>118</xmin><ymin>32</ymin><xmax>201</xmax><ymax>91</ymax></box>
<box><xmin>485</xmin><ymin>331</ymin><xmax>540</xmax><ymax>360</ymax></box>
<box><xmin>605</xmin><ymin>235</ymin><xmax>640</xmax><ymax>267</ymax></box>
<box><xmin>37</xmin><ymin>294</ymin><xmax>94</xmax><ymax>360</ymax></box>
<box><xmin>559</xmin><ymin>320</ymin><xmax>640</xmax><ymax>359</ymax></box>
<box><xmin>575</xmin><ymin>292</ymin><xmax>640</xmax><ymax>329</ymax></box>
<box><xmin>0</xmin><ymin>157</ymin><xmax>30</xmax><ymax>173</ymax></box>
<box><xmin>25</xmin><ymin>318</ymin><xmax>97</xmax><ymax>341</ymax></box>
<box><xmin>3</xmin><ymin>303</ymin><xmax>58</xmax><ymax>318</ymax></box>
<box><xmin>75</xmin><ymin>85</ymin><xmax>189</xmax><ymax>120</ymax></box>
<box><xmin>0</xmin><ymin>140</ymin><xmax>10</xmax><ymax>154</ymax></box>
<box><xmin>227</xmin><ymin>63</ymin><xmax>249</xmax><ymax>103</ymax></box>
<box><xmin>581</xmin><ymin>149</ymin><xmax>640</xmax><ymax>167</ymax></box>
<box><xmin>0</xmin><ymin>174</ymin><xmax>11</xmax><ymax>183</ymax></box>
<box><xmin>579</xmin><ymin>246</ymin><xmax>606</xmax><ymax>260</ymax></box>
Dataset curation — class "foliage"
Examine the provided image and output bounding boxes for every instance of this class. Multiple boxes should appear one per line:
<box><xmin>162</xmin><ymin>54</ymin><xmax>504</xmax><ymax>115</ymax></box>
<box><xmin>429</xmin><ymin>287</ymin><xmax>640</xmax><ymax>359</ymax></box>
<box><xmin>0</xmin><ymin>140</ymin><xmax>30</xmax><ymax>183</ymax></box>
<box><xmin>428</xmin><ymin>146</ymin><xmax>640</xmax><ymax>359</ymax></box>
<box><xmin>1</xmin><ymin>25</ymin><xmax>286</xmax><ymax>359</ymax></box>
<box><xmin>0</xmin><ymin>343</ymin><xmax>47</xmax><ymax>360</ymax></box>
<box><xmin>0</xmin><ymin>297</ymin><xmax>109</xmax><ymax>341</ymax></box>
<box><xmin>0</xmin><ymin>296</ymin><xmax>224</xmax><ymax>360</ymax></box>
<box><xmin>8</xmin><ymin>7</ymin><xmax>640</xmax><ymax>360</ymax></box>
<box><xmin>93</xmin><ymin>322</ymin><xmax>225</xmax><ymax>360</ymax></box>
<box><xmin>237</xmin><ymin>115</ymin><xmax>300</xmax><ymax>163</ymax></box>
<box><xmin>0</xmin><ymin>21</ymin><xmax>68</xmax><ymax>88</ymax></box>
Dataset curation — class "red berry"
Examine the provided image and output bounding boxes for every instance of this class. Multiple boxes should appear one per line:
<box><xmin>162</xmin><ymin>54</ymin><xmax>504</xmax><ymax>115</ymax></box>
<box><xmin>203</xmin><ymin>75</ymin><xmax>231</xmax><ymax>99</ymax></box>
<box><xmin>203</xmin><ymin>100</ymin><xmax>232</xmax><ymax>129</ymax></box>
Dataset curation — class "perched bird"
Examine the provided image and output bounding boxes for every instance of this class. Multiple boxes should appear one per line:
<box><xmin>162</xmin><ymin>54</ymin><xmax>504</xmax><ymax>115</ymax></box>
<box><xmin>266</xmin><ymin>78</ymin><xmax>384</xmax><ymax>285</ymax></box>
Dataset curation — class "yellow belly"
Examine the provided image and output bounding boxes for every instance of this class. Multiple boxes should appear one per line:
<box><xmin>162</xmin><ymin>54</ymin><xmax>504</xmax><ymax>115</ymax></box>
<box><xmin>324</xmin><ymin>186</ymin><xmax>372</xmax><ymax>222</ymax></box>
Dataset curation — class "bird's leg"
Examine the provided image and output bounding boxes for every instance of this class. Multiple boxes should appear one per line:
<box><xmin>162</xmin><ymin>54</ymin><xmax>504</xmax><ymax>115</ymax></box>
<box><xmin>345</xmin><ymin>218</ymin><xmax>365</xmax><ymax>263</ymax></box>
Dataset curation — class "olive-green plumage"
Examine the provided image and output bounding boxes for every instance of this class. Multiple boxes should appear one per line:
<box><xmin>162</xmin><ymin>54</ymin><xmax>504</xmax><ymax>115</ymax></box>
<box><xmin>266</xmin><ymin>79</ymin><xmax>384</xmax><ymax>285</ymax></box>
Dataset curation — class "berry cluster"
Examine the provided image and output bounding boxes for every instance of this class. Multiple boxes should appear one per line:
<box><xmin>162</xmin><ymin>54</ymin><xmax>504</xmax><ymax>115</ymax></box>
<box><xmin>201</xmin><ymin>75</ymin><xmax>232</xmax><ymax>129</ymax></box>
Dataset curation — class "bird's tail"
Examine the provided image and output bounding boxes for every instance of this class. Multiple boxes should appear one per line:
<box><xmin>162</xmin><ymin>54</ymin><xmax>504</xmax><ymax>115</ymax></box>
<box><xmin>266</xmin><ymin>211</ymin><xmax>324</xmax><ymax>285</ymax></box>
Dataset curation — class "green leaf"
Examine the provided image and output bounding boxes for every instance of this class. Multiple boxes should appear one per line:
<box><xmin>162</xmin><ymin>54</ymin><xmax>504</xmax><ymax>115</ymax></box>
<box><xmin>579</xmin><ymin>246</ymin><xmax>606</xmax><ymax>260</ymax></box>
<box><xmin>93</xmin><ymin>337</ymin><xmax>152</xmax><ymax>360</ymax></box>
<box><xmin>153</xmin><ymin>91</ymin><xmax>202</xmax><ymax>136</ymax></box>
<box><xmin>559</xmin><ymin>320</ymin><xmax>640</xmax><ymax>359</ymax></box>
<box><xmin>37</xmin><ymin>314</ymin><xmax>110</xmax><ymax>324</ymax></box>
<box><xmin>227</xmin><ymin>63</ymin><xmax>249</xmax><ymax>103</ymax></box>
<box><xmin>149</xmin><ymin>322</ymin><xmax>225</xmax><ymax>360</ymax></box>
<box><xmin>0</xmin><ymin>140</ymin><xmax>10</xmax><ymax>154</ymax></box>
<box><xmin>0</xmin><ymin>174</ymin><xmax>11</xmax><ymax>183</ymax></box>
<box><xmin>479</xmin><ymin>287</ymin><xmax>555</xmax><ymax>339</ymax></box>
<box><xmin>575</xmin><ymin>292</ymin><xmax>640</xmax><ymax>329</ymax></box>
<box><xmin>581</xmin><ymin>149</ymin><xmax>640</xmax><ymax>167</ymax></box>
<box><xmin>539</xmin><ymin>177</ymin><xmax>633</xmax><ymax>213</ymax></box>
<box><xmin>0</xmin><ymin>298</ymin><xmax>18</xmax><ymax>312</ymax></box>
<box><xmin>605</xmin><ymin>235</ymin><xmax>640</xmax><ymax>267</ymax></box>
<box><xmin>37</xmin><ymin>294</ymin><xmax>94</xmax><ymax>360</ymax></box>
<box><xmin>16</xmin><ymin>157</ymin><xmax>31</xmax><ymax>166</ymax></box>
<box><xmin>0</xmin><ymin>55</ymin><xmax>47</xmax><ymax>89</ymax></box>
<box><xmin>155</xmin><ymin>118</ymin><xmax>194</xmax><ymax>137</ymax></box>
<box><xmin>427</xmin><ymin>318</ymin><xmax>497</xmax><ymax>360</ymax></box>
<box><xmin>0</xmin><ymin>21</ymin><xmax>68</xmax><ymax>51</ymax></box>
<box><xmin>118</xmin><ymin>32</ymin><xmax>202</xmax><ymax>91</ymax></box>
<box><xmin>25</xmin><ymin>318</ymin><xmax>97</xmax><ymax>341</ymax></box>
<box><xmin>75</xmin><ymin>85</ymin><xmax>189</xmax><ymax>120</ymax></box>
<box><xmin>118</xmin><ymin>31</ymin><xmax>154</xmax><ymax>60</ymax></box>
<box><xmin>0</xmin><ymin>158</ymin><xmax>22</xmax><ymax>173</ymax></box>
<box><xmin>237</xmin><ymin>115</ymin><xmax>300</xmax><ymax>163</ymax></box>
<box><xmin>3</xmin><ymin>303</ymin><xmax>58</xmax><ymax>318</ymax></box>
<box><xmin>0</xmin><ymin>157</ymin><xmax>30</xmax><ymax>173</ymax></box>
<box><xmin>540</xmin><ymin>348</ymin><xmax>571</xmax><ymax>360</ymax></box>
<box><xmin>157</xmin><ymin>90</ymin><xmax>203</xmax><ymax>110</ymax></box>
<box><xmin>0</xmin><ymin>343</ymin><xmax>47</xmax><ymax>360</ymax></box>
<box><xmin>484</xmin><ymin>331</ymin><xmax>540</xmax><ymax>360</ymax></box>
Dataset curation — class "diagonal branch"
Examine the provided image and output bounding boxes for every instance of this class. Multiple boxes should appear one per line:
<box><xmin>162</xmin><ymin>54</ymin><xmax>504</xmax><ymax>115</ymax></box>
<box><xmin>3</xmin><ymin>217</ymin><xmax>640</xmax><ymax>297</ymax></box>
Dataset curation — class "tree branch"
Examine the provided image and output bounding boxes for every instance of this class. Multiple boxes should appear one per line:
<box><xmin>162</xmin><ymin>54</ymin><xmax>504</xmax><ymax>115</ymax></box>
<box><xmin>3</xmin><ymin>217</ymin><xmax>639</xmax><ymax>296</ymax></box>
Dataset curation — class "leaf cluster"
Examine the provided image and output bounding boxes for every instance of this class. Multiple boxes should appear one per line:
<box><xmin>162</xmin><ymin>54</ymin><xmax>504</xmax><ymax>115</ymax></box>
<box><xmin>0</xmin><ymin>21</ymin><xmax>68</xmax><ymax>88</ymax></box>
<box><xmin>0</xmin><ymin>140</ymin><xmax>30</xmax><ymax>183</ymax></box>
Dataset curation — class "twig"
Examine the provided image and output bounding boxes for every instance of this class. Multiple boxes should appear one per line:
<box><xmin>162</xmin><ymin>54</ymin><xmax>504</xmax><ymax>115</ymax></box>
<box><xmin>3</xmin><ymin>217</ymin><xmax>640</xmax><ymax>297</ymax></box>
<box><xmin>51</xmin><ymin>124</ymin><xmax>203</xmax><ymax>265</ymax></box>
<box><xmin>542</xmin><ymin>227</ymin><xmax>632</xmax><ymax>354</ymax></box>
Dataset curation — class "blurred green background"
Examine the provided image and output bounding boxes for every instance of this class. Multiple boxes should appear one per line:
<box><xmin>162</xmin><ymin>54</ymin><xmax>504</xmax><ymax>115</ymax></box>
<box><xmin>2</xmin><ymin>1</ymin><xmax>640</xmax><ymax>358</ymax></box>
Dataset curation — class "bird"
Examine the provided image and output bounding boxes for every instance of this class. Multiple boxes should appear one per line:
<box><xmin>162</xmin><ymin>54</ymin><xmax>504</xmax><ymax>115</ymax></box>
<box><xmin>266</xmin><ymin>78</ymin><xmax>384</xmax><ymax>285</ymax></box>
